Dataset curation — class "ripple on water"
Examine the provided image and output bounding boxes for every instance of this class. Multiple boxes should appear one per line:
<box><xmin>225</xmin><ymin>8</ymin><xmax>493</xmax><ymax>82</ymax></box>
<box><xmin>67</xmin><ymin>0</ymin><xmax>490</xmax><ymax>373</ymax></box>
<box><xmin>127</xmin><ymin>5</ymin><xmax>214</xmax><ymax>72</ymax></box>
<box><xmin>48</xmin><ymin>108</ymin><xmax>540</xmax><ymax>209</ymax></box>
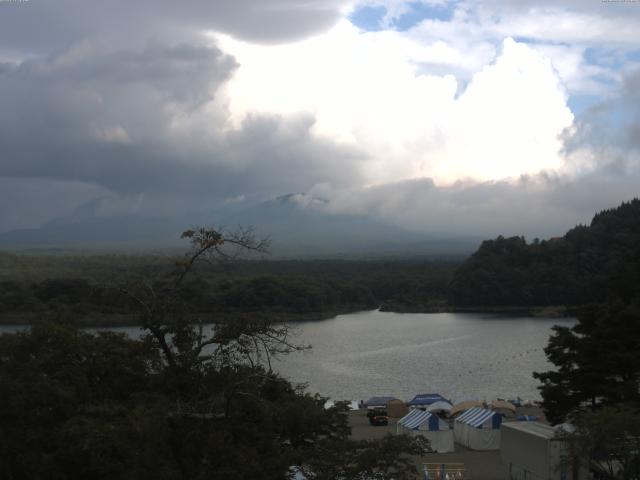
<box><xmin>274</xmin><ymin>310</ymin><xmax>574</xmax><ymax>402</ymax></box>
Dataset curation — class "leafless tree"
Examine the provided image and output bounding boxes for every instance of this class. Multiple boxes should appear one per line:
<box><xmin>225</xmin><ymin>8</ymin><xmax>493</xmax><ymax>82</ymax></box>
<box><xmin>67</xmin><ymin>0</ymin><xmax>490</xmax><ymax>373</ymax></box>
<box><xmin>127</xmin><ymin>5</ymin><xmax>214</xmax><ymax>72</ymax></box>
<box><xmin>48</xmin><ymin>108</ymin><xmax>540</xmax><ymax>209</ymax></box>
<box><xmin>122</xmin><ymin>226</ymin><xmax>307</xmax><ymax>371</ymax></box>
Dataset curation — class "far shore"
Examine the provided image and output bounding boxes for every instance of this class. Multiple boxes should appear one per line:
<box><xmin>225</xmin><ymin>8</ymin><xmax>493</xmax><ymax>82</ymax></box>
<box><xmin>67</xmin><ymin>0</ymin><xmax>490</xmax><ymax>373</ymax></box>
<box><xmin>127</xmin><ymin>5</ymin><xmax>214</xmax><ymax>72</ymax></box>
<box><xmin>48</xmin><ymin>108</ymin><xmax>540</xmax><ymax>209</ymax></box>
<box><xmin>380</xmin><ymin>304</ymin><xmax>576</xmax><ymax>318</ymax></box>
<box><xmin>0</xmin><ymin>304</ymin><xmax>576</xmax><ymax>328</ymax></box>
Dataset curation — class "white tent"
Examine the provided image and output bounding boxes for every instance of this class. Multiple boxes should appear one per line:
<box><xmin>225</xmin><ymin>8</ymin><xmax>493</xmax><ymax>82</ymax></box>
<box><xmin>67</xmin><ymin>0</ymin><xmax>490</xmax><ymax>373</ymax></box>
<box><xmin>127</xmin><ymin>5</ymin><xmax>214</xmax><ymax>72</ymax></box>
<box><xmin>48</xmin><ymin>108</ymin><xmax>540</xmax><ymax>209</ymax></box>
<box><xmin>396</xmin><ymin>409</ymin><xmax>454</xmax><ymax>453</ymax></box>
<box><xmin>454</xmin><ymin>407</ymin><xmax>501</xmax><ymax>450</ymax></box>
<box><xmin>426</xmin><ymin>400</ymin><xmax>453</xmax><ymax>414</ymax></box>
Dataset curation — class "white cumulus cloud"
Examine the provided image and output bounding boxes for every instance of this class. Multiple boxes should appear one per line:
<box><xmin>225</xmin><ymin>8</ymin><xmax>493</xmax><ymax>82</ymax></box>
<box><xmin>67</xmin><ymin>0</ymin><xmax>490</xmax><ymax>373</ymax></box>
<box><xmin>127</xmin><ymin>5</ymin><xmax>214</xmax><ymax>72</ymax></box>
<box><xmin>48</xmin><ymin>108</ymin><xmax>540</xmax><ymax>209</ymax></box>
<box><xmin>217</xmin><ymin>25</ymin><xmax>573</xmax><ymax>184</ymax></box>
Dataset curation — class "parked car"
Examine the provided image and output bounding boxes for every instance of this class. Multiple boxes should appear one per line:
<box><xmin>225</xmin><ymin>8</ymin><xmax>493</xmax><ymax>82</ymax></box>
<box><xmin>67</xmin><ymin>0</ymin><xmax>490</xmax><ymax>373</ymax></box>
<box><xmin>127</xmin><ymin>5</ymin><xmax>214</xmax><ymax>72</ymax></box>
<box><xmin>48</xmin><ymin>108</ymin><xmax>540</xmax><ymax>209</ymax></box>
<box><xmin>366</xmin><ymin>407</ymin><xmax>387</xmax><ymax>419</ymax></box>
<box><xmin>367</xmin><ymin>407</ymin><xmax>389</xmax><ymax>426</ymax></box>
<box><xmin>369</xmin><ymin>414</ymin><xmax>389</xmax><ymax>426</ymax></box>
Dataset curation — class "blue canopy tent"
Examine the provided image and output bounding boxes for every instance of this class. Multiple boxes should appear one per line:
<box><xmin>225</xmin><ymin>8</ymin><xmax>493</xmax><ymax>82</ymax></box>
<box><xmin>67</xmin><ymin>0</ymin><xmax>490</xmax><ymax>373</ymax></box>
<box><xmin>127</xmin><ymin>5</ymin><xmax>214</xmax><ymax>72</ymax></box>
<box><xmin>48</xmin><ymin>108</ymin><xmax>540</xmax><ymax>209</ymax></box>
<box><xmin>396</xmin><ymin>409</ymin><xmax>454</xmax><ymax>453</ymax></box>
<box><xmin>406</xmin><ymin>393</ymin><xmax>448</xmax><ymax>407</ymax></box>
<box><xmin>454</xmin><ymin>407</ymin><xmax>502</xmax><ymax>450</ymax></box>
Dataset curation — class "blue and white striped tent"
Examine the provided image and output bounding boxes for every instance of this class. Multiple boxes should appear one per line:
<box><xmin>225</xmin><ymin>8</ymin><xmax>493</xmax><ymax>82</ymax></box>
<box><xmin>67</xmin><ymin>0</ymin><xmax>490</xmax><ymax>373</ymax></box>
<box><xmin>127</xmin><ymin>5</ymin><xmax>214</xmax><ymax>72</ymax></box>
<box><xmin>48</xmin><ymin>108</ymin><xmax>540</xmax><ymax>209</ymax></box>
<box><xmin>398</xmin><ymin>409</ymin><xmax>446</xmax><ymax>431</ymax></box>
<box><xmin>454</xmin><ymin>407</ymin><xmax>502</xmax><ymax>450</ymax></box>
<box><xmin>456</xmin><ymin>407</ymin><xmax>502</xmax><ymax>429</ymax></box>
<box><xmin>396</xmin><ymin>409</ymin><xmax>454</xmax><ymax>452</ymax></box>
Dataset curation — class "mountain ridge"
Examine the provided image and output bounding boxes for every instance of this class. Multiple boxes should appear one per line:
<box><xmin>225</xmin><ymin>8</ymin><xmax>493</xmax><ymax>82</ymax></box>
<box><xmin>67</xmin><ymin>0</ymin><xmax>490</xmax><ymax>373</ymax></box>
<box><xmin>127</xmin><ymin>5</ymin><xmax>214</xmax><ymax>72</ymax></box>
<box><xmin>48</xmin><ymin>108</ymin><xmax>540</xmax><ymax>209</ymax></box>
<box><xmin>0</xmin><ymin>194</ymin><xmax>481</xmax><ymax>257</ymax></box>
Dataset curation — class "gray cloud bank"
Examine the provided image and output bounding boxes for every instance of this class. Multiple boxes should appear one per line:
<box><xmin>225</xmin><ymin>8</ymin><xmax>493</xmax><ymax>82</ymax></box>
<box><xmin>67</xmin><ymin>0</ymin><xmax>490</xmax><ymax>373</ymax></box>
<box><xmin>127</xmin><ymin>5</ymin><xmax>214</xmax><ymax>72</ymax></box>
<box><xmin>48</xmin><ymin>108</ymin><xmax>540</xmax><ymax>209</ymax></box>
<box><xmin>321</xmin><ymin>170</ymin><xmax>640</xmax><ymax>240</ymax></box>
<box><xmin>0</xmin><ymin>0</ymin><xmax>638</xmax><ymax>246</ymax></box>
<box><xmin>0</xmin><ymin>0</ymin><xmax>347</xmax><ymax>55</ymax></box>
<box><xmin>0</xmin><ymin>3</ymin><xmax>364</xmax><ymax>231</ymax></box>
<box><xmin>0</xmin><ymin>42</ymin><xmax>362</xmax><ymax>194</ymax></box>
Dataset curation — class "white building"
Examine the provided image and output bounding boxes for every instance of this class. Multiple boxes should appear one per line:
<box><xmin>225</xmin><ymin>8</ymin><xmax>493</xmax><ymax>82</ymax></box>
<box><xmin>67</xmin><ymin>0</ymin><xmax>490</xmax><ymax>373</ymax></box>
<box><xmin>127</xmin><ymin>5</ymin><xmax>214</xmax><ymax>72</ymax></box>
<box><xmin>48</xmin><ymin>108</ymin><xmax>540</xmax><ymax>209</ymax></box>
<box><xmin>500</xmin><ymin>422</ymin><xmax>586</xmax><ymax>480</ymax></box>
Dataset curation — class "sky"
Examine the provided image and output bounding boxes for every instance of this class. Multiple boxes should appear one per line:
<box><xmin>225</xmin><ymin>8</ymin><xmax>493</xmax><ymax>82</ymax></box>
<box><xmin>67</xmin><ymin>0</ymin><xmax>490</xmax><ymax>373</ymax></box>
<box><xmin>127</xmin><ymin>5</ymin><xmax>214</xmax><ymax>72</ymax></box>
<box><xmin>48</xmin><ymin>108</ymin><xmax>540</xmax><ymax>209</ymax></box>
<box><xmin>0</xmin><ymin>0</ymin><xmax>639</xmax><ymax>239</ymax></box>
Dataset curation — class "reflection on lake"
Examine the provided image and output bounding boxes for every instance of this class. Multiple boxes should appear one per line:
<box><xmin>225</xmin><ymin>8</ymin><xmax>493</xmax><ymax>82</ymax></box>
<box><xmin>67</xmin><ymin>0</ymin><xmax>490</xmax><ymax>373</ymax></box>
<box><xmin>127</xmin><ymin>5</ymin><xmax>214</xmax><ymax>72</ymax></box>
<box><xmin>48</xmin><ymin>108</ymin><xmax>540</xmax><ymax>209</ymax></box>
<box><xmin>0</xmin><ymin>310</ymin><xmax>574</xmax><ymax>403</ymax></box>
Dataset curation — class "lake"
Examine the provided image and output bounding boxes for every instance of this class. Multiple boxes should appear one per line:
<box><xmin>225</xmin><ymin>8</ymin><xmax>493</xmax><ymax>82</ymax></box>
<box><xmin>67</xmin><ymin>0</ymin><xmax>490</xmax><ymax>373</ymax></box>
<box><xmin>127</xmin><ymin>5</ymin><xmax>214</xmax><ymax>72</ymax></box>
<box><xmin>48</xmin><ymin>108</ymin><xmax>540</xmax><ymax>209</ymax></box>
<box><xmin>272</xmin><ymin>310</ymin><xmax>574</xmax><ymax>403</ymax></box>
<box><xmin>0</xmin><ymin>310</ymin><xmax>574</xmax><ymax>404</ymax></box>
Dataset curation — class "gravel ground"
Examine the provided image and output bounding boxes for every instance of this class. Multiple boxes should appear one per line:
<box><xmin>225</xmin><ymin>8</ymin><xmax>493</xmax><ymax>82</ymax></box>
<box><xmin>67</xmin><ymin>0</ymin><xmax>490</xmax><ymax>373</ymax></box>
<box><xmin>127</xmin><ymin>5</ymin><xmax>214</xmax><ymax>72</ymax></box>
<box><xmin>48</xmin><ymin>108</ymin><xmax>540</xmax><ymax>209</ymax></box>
<box><xmin>348</xmin><ymin>406</ymin><xmax>546</xmax><ymax>480</ymax></box>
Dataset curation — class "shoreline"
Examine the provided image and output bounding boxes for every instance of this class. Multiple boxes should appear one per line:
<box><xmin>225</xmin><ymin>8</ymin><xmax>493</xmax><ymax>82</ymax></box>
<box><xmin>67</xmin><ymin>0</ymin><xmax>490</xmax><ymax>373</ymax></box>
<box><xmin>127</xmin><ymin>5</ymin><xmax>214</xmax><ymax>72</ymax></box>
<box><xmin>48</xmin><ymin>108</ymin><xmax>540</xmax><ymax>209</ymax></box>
<box><xmin>0</xmin><ymin>307</ymin><xmax>371</xmax><ymax>328</ymax></box>
<box><xmin>380</xmin><ymin>304</ymin><xmax>574</xmax><ymax>318</ymax></box>
<box><xmin>0</xmin><ymin>304</ymin><xmax>576</xmax><ymax>328</ymax></box>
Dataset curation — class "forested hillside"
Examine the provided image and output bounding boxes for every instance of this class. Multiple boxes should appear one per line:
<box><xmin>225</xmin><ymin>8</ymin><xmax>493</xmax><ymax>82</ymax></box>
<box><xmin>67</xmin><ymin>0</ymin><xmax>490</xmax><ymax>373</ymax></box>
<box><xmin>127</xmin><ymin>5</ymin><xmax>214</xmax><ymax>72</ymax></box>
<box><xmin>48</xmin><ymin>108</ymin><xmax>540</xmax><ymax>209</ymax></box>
<box><xmin>451</xmin><ymin>199</ymin><xmax>640</xmax><ymax>307</ymax></box>
<box><xmin>0</xmin><ymin>255</ymin><xmax>458</xmax><ymax>325</ymax></box>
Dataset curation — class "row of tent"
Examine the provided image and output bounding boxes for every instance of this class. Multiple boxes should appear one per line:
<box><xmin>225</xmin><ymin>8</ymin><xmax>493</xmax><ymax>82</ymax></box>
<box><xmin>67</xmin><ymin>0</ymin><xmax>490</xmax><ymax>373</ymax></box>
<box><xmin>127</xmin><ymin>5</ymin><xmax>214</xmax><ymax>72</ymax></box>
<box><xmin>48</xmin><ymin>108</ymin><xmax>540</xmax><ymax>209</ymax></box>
<box><xmin>363</xmin><ymin>393</ymin><xmax>450</xmax><ymax>408</ymax></box>
<box><xmin>396</xmin><ymin>407</ymin><xmax>503</xmax><ymax>452</ymax></box>
<box><xmin>362</xmin><ymin>394</ymin><xmax>517</xmax><ymax>418</ymax></box>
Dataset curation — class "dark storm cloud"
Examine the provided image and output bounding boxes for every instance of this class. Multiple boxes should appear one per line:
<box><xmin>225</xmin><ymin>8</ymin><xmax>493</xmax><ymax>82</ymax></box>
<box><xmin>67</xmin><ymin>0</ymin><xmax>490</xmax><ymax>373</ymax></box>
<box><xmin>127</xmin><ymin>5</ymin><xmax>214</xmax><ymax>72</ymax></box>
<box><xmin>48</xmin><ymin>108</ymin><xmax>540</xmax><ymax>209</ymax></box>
<box><xmin>0</xmin><ymin>0</ymin><xmax>360</xmax><ymax>233</ymax></box>
<box><xmin>0</xmin><ymin>42</ymin><xmax>236</xmax><ymax>190</ymax></box>
<box><xmin>0</xmin><ymin>30</ymin><xmax>365</xmax><ymax>232</ymax></box>
<box><xmin>0</xmin><ymin>41</ymin><xmax>364</xmax><ymax>197</ymax></box>
<box><xmin>0</xmin><ymin>0</ymin><xmax>347</xmax><ymax>56</ymax></box>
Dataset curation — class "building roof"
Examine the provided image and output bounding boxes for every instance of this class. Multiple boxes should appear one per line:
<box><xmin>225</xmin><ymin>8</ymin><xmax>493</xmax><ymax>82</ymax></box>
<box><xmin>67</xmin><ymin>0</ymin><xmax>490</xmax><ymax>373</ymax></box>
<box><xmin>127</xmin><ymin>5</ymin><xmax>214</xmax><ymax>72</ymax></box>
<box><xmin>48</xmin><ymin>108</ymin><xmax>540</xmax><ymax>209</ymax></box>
<box><xmin>502</xmin><ymin>421</ymin><xmax>557</xmax><ymax>439</ymax></box>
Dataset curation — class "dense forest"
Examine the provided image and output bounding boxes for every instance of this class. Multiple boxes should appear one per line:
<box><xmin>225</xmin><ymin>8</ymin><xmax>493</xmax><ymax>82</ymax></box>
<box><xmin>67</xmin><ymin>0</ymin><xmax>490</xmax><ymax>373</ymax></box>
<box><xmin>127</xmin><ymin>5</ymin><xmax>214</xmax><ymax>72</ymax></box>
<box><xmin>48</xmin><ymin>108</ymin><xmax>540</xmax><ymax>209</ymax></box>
<box><xmin>0</xmin><ymin>254</ymin><xmax>458</xmax><ymax>325</ymax></box>
<box><xmin>450</xmin><ymin>199</ymin><xmax>640</xmax><ymax>308</ymax></box>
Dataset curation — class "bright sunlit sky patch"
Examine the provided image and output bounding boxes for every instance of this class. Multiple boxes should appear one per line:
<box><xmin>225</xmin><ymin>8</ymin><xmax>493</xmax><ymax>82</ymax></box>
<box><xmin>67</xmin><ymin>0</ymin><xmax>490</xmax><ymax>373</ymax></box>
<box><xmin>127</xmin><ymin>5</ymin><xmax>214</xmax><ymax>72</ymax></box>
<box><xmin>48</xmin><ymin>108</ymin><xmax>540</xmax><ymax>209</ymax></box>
<box><xmin>212</xmin><ymin>0</ymin><xmax>637</xmax><ymax>185</ymax></box>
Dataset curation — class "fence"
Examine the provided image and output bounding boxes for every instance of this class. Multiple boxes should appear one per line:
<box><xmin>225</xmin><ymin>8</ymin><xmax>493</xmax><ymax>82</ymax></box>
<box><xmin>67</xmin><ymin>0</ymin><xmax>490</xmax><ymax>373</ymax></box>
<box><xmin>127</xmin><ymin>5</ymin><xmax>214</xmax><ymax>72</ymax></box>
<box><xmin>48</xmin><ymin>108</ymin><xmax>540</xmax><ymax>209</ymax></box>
<box><xmin>423</xmin><ymin>462</ymin><xmax>465</xmax><ymax>480</ymax></box>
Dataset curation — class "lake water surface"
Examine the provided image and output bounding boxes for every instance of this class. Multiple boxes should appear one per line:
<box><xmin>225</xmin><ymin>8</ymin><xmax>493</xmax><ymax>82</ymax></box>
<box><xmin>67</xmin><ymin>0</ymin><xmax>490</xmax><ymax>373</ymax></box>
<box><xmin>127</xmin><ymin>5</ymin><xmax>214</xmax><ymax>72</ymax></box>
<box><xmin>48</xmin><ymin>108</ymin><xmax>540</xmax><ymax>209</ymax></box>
<box><xmin>272</xmin><ymin>310</ymin><xmax>574</xmax><ymax>403</ymax></box>
<box><xmin>0</xmin><ymin>310</ymin><xmax>574</xmax><ymax>404</ymax></box>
